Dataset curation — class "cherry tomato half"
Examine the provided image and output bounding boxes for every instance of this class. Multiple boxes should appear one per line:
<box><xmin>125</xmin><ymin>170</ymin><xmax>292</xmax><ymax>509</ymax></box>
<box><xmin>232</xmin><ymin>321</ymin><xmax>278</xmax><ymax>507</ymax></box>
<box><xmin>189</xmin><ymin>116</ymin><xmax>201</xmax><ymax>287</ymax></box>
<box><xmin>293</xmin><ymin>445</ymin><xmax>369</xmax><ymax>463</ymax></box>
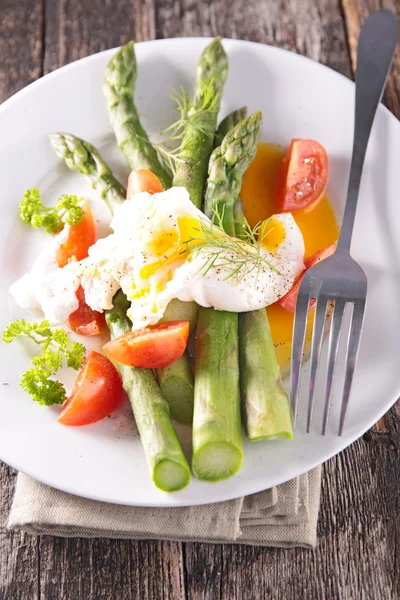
<box><xmin>126</xmin><ymin>169</ymin><xmax>163</xmax><ymax>199</ymax></box>
<box><xmin>56</xmin><ymin>200</ymin><xmax>96</xmax><ymax>268</ymax></box>
<box><xmin>277</xmin><ymin>243</ymin><xmax>337</xmax><ymax>312</ymax></box>
<box><xmin>68</xmin><ymin>286</ymin><xmax>105</xmax><ymax>336</ymax></box>
<box><xmin>103</xmin><ymin>320</ymin><xmax>190</xmax><ymax>368</ymax></box>
<box><xmin>58</xmin><ymin>350</ymin><xmax>125</xmax><ymax>426</ymax></box>
<box><xmin>278</xmin><ymin>139</ymin><xmax>329</xmax><ymax>213</ymax></box>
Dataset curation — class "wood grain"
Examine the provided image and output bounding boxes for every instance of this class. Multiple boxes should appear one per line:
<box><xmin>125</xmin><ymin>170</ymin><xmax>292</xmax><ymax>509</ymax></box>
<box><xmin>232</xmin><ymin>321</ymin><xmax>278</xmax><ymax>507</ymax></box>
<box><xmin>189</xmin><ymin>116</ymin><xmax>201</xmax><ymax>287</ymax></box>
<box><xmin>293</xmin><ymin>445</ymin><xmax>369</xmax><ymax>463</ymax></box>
<box><xmin>342</xmin><ymin>0</ymin><xmax>400</xmax><ymax>118</ymax></box>
<box><xmin>0</xmin><ymin>0</ymin><xmax>399</xmax><ymax>598</ymax></box>
<box><xmin>0</xmin><ymin>0</ymin><xmax>43</xmax><ymax>102</ymax></box>
<box><xmin>0</xmin><ymin>2</ymin><xmax>43</xmax><ymax>598</ymax></box>
<box><xmin>156</xmin><ymin>0</ymin><xmax>352</xmax><ymax>78</ymax></box>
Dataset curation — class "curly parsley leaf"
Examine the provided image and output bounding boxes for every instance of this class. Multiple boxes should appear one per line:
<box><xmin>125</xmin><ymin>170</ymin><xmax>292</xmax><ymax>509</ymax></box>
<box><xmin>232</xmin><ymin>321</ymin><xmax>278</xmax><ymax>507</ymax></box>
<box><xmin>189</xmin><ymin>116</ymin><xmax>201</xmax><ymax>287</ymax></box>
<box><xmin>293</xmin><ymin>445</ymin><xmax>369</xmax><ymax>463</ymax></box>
<box><xmin>20</xmin><ymin>369</ymin><xmax>67</xmax><ymax>406</ymax></box>
<box><xmin>66</xmin><ymin>342</ymin><xmax>87</xmax><ymax>370</ymax></box>
<box><xmin>2</xmin><ymin>319</ymin><xmax>52</xmax><ymax>343</ymax></box>
<box><xmin>19</xmin><ymin>188</ymin><xmax>84</xmax><ymax>234</ymax></box>
<box><xmin>2</xmin><ymin>319</ymin><xmax>86</xmax><ymax>406</ymax></box>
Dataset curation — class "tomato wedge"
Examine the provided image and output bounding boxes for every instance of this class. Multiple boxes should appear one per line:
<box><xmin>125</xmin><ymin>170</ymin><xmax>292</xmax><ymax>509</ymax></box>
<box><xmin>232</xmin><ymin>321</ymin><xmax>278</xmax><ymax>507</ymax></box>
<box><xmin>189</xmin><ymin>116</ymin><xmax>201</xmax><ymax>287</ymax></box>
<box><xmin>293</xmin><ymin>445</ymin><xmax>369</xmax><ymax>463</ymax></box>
<box><xmin>54</xmin><ymin>202</ymin><xmax>99</xmax><ymax>335</ymax></box>
<box><xmin>277</xmin><ymin>243</ymin><xmax>337</xmax><ymax>312</ymax></box>
<box><xmin>103</xmin><ymin>320</ymin><xmax>190</xmax><ymax>368</ymax></box>
<box><xmin>278</xmin><ymin>139</ymin><xmax>329</xmax><ymax>213</ymax></box>
<box><xmin>68</xmin><ymin>286</ymin><xmax>105</xmax><ymax>336</ymax></box>
<box><xmin>58</xmin><ymin>350</ymin><xmax>125</xmax><ymax>426</ymax></box>
<box><xmin>56</xmin><ymin>200</ymin><xmax>96</xmax><ymax>268</ymax></box>
<box><xmin>127</xmin><ymin>168</ymin><xmax>163</xmax><ymax>198</ymax></box>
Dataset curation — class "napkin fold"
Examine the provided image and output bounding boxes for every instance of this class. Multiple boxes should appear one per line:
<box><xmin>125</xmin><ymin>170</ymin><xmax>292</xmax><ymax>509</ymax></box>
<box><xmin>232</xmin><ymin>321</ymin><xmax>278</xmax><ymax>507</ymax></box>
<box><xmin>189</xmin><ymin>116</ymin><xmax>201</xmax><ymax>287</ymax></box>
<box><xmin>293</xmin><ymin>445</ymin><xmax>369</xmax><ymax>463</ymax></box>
<box><xmin>8</xmin><ymin>466</ymin><xmax>321</xmax><ymax>548</ymax></box>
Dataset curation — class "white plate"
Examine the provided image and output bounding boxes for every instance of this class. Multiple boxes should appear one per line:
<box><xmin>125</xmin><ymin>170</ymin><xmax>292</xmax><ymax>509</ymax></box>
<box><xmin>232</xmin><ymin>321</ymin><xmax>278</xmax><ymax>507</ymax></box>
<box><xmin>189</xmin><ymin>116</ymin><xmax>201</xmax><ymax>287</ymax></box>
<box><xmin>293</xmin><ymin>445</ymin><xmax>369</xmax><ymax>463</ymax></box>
<box><xmin>1</xmin><ymin>38</ymin><xmax>400</xmax><ymax>507</ymax></box>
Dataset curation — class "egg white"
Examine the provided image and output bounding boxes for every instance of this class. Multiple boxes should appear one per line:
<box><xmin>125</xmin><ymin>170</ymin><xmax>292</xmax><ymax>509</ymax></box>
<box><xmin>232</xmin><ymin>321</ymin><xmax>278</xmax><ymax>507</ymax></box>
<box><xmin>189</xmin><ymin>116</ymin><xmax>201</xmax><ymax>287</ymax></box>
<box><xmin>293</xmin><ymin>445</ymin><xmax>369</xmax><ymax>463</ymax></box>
<box><xmin>10</xmin><ymin>187</ymin><xmax>305</xmax><ymax>329</ymax></box>
<box><xmin>170</xmin><ymin>211</ymin><xmax>305</xmax><ymax>312</ymax></box>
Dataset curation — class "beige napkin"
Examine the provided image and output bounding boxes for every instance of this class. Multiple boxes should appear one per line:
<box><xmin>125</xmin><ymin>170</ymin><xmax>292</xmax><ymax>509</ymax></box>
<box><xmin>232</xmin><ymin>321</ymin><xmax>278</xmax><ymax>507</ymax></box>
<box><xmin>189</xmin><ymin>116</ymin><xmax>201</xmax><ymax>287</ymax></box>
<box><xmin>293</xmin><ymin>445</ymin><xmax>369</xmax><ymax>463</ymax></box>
<box><xmin>8</xmin><ymin>466</ymin><xmax>321</xmax><ymax>548</ymax></box>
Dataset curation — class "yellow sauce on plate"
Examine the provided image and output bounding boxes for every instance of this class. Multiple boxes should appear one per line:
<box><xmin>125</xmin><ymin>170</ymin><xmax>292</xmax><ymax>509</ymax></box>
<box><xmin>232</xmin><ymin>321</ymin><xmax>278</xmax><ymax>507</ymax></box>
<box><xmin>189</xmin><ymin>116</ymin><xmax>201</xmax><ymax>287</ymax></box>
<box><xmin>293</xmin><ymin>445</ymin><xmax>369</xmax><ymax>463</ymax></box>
<box><xmin>241</xmin><ymin>142</ymin><xmax>339</xmax><ymax>372</ymax></box>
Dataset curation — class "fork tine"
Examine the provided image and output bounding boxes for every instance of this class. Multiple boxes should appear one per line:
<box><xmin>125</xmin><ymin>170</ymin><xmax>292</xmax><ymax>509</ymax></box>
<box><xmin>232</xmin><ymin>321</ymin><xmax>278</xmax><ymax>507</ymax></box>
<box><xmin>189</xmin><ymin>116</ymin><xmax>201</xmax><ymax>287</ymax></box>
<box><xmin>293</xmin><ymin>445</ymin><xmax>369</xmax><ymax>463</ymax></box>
<box><xmin>338</xmin><ymin>299</ymin><xmax>366</xmax><ymax>436</ymax></box>
<box><xmin>291</xmin><ymin>285</ymin><xmax>311</xmax><ymax>428</ymax></box>
<box><xmin>322</xmin><ymin>298</ymin><xmax>346</xmax><ymax>434</ymax></box>
<box><xmin>307</xmin><ymin>296</ymin><xmax>328</xmax><ymax>433</ymax></box>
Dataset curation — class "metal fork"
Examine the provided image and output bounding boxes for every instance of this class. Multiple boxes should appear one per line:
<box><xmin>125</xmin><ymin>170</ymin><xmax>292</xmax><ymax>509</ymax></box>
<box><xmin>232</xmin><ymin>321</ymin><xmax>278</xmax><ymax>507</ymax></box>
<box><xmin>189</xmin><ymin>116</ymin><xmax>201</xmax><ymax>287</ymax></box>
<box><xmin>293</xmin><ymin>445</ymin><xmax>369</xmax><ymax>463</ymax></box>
<box><xmin>291</xmin><ymin>10</ymin><xmax>398</xmax><ymax>436</ymax></box>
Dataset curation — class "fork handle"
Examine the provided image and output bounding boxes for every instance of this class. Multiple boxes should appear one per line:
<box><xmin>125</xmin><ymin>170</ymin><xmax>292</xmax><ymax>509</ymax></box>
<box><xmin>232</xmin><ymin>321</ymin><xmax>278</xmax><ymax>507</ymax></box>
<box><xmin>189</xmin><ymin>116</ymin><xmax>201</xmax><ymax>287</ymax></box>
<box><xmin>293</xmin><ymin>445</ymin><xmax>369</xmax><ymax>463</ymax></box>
<box><xmin>337</xmin><ymin>10</ymin><xmax>398</xmax><ymax>253</ymax></box>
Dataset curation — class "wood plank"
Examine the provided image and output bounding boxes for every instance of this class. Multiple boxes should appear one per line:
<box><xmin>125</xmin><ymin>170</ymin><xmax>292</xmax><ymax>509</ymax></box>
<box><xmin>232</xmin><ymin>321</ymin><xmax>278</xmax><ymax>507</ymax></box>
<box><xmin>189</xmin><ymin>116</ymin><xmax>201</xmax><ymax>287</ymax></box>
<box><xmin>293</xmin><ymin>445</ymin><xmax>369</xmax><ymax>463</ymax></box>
<box><xmin>341</xmin><ymin>0</ymin><xmax>400</xmax><ymax>118</ymax></box>
<box><xmin>0</xmin><ymin>1</ymin><xmax>43</xmax><ymax>597</ymax></box>
<box><xmin>156</xmin><ymin>0</ymin><xmax>352</xmax><ymax>77</ymax></box>
<box><xmin>0</xmin><ymin>462</ymin><xmax>39</xmax><ymax>600</ymax></box>
<box><xmin>43</xmin><ymin>0</ymin><xmax>156</xmax><ymax>75</ymax></box>
<box><xmin>37</xmin><ymin>537</ymin><xmax>184</xmax><ymax>599</ymax></box>
<box><xmin>0</xmin><ymin>464</ymin><xmax>40</xmax><ymax>600</ymax></box>
<box><xmin>0</xmin><ymin>0</ymin><xmax>43</xmax><ymax>102</ymax></box>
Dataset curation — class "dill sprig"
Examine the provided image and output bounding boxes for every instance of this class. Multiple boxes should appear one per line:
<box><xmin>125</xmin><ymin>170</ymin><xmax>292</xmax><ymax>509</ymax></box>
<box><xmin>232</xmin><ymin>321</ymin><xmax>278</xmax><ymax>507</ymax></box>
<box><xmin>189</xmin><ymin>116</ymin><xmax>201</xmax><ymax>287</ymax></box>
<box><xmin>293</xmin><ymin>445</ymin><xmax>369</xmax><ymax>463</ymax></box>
<box><xmin>149</xmin><ymin>81</ymin><xmax>220</xmax><ymax>176</ymax></box>
<box><xmin>180</xmin><ymin>206</ymin><xmax>280</xmax><ymax>283</ymax></box>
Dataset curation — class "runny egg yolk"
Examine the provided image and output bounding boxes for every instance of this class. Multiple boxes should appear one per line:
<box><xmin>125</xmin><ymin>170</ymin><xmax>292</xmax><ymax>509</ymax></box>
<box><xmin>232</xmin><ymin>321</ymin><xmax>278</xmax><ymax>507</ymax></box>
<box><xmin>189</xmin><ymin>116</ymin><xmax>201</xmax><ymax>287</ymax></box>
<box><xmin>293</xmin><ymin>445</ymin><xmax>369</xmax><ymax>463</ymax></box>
<box><xmin>140</xmin><ymin>215</ymin><xmax>207</xmax><ymax>279</ymax></box>
<box><xmin>149</xmin><ymin>227</ymin><xmax>179</xmax><ymax>258</ymax></box>
<box><xmin>260</xmin><ymin>216</ymin><xmax>286</xmax><ymax>252</ymax></box>
<box><xmin>241</xmin><ymin>142</ymin><xmax>339</xmax><ymax>374</ymax></box>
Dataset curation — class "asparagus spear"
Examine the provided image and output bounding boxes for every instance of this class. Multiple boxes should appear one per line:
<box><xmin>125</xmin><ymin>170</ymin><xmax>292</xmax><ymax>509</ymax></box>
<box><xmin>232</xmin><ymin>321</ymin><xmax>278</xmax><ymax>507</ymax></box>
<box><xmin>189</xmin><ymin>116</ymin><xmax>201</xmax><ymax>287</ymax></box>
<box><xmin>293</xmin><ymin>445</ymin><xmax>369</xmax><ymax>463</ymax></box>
<box><xmin>103</xmin><ymin>41</ymin><xmax>198</xmax><ymax>425</ymax></box>
<box><xmin>214</xmin><ymin>106</ymin><xmax>247</xmax><ymax>147</ymax></box>
<box><xmin>238</xmin><ymin>311</ymin><xmax>293</xmax><ymax>441</ymax></box>
<box><xmin>234</xmin><ymin>217</ymin><xmax>293</xmax><ymax>440</ymax></box>
<box><xmin>160</xmin><ymin>298</ymin><xmax>198</xmax><ymax>331</ymax></box>
<box><xmin>214</xmin><ymin>107</ymin><xmax>249</xmax><ymax>239</ymax></box>
<box><xmin>48</xmin><ymin>132</ymin><xmax>126</xmax><ymax>214</ymax></box>
<box><xmin>204</xmin><ymin>111</ymin><xmax>262</xmax><ymax>232</ymax></box>
<box><xmin>155</xmin><ymin>38</ymin><xmax>228</xmax><ymax>419</ymax></box>
<box><xmin>156</xmin><ymin>355</ymin><xmax>194</xmax><ymax>425</ymax></box>
<box><xmin>173</xmin><ymin>37</ymin><xmax>228</xmax><ymax>209</ymax></box>
<box><xmin>226</xmin><ymin>127</ymin><xmax>292</xmax><ymax>441</ymax></box>
<box><xmin>106</xmin><ymin>291</ymin><xmax>190</xmax><ymax>492</ymax></box>
<box><xmin>103</xmin><ymin>41</ymin><xmax>172</xmax><ymax>190</ymax></box>
<box><xmin>192</xmin><ymin>113</ymin><xmax>262</xmax><ymax>481</ymax></box>
<box><xmin>192</xmin><ymin>308</ymin><xmax>242</xmax><ymax>481</ymax></box>
<box><xmin>233</xmin><ymin>195</ymin><xmax>248</xmax><ymax>240</ymax></box>
<box><xmin>156</xmin><ymin>298</ymin><xmax>196</xmax><ymax>425</ymax></box>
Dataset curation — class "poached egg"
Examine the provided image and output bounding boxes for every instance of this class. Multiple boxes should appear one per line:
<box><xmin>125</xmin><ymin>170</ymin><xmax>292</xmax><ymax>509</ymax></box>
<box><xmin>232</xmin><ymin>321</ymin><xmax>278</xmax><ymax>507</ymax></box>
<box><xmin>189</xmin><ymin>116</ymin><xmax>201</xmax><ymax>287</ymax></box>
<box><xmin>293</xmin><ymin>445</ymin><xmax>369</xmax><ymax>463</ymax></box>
<box><xmin>10</xmin><ymin>187</ymin><xmax>305</xmax><ymax>330</ymax></box>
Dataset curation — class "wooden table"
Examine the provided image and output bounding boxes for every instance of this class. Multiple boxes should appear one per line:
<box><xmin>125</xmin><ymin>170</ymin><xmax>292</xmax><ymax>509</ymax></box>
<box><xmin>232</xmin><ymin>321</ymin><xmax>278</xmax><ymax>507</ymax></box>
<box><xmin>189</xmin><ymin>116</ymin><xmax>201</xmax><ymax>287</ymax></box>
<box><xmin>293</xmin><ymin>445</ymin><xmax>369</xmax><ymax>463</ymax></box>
<box><xmin>1</xmin><ymin>1</ymin><xmax>399</xmax><ymax>598</ymax></box>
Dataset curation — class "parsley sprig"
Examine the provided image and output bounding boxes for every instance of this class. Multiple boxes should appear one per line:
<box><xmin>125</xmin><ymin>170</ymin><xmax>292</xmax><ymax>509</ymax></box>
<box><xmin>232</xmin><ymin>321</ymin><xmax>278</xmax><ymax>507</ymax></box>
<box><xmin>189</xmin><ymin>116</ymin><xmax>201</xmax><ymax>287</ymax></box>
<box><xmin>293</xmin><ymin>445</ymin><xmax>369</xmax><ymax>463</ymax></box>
<box><xmin>3</xmin><ymin>320</ymin><xmax>86</xmax><ymax>405</ymax></box>
<box><xmin>19</xmin><ymin>188</ymin><xmax>84</xmax><ymax>234</ymax></box>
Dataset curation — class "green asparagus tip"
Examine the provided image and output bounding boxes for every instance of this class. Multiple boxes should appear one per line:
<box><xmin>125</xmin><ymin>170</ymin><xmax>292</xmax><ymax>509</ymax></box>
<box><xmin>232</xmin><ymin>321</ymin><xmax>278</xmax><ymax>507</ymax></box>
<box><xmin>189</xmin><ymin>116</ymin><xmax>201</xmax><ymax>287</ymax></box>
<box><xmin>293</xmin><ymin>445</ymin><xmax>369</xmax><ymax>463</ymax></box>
<box><xmin>196</xmin><ymin>36</ymin><xmax>228</xmax><ymax>102</ymax></box>
<box><xmin>104</xmin><ymin>40</ymin><xmax>136</xmax><ymax>89</ymax></box>
<box><xmin>215</xmin><ymin>106</ymin><xmax>249</xmax><ymax>147</ymax></box>
<box><xmin>47</xmin><ymin>132</ymin><xmax>64</xmax><ymax>154</ymax></box>
<box><xmin>250</xmin><ymin>110</ymin><xmax>262</xmax><ymax>125</ymax></box>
